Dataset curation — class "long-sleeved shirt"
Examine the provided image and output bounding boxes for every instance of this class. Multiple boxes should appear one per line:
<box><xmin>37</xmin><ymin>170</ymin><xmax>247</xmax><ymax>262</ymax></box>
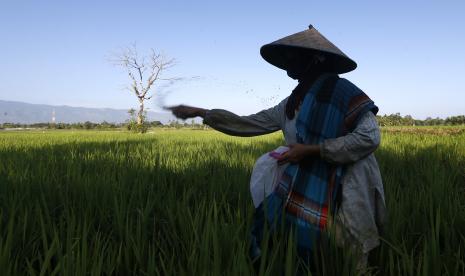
<box><xmin>203</xmin><ymin>97</ymin><xmax>386</xmax><ymax>253</ymax></box>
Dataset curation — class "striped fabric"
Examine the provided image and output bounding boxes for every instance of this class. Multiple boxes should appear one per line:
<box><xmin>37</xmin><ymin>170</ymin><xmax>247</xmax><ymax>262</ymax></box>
<box><xmin>265</xmin><ymin>73</ymin><xmax>378</xmax><ymax>251</ymax></box>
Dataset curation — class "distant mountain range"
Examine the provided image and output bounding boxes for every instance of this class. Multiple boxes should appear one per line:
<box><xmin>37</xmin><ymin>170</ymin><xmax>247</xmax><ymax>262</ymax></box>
<box><xmin>0</xmin><ymin>100</ymin><xmax>178</xmax><ymax>124</ymax></box>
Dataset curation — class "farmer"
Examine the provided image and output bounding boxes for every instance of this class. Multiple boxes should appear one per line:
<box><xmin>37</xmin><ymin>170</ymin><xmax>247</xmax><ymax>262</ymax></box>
<box><xmin>168</xmin><ymin>25</ymin><xmax>386</xmax><ymax>269</ymax></box>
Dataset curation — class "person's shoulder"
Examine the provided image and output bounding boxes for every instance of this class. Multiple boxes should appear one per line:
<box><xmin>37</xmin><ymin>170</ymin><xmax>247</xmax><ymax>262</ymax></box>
<box><xmin>266</xmin><ymin>97</ymin><xmax>288</xmax><ymax>123</ymax></box>
<box><xmin>336</xmin><ymin>77</ymin><xmax>359</xmax><ymax>90</ymax></box>
<box><xmin>278</xmin><ymin>97</ymin><xmax>289</xmax><ymax>107</ymax></box>
<box><xmin>266</xmin><ymin>97</ymin><xmax>288</xmax><ymax>112</ymax></box>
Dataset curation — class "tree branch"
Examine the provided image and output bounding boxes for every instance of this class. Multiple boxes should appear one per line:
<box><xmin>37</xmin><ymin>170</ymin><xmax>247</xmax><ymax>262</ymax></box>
<box><xmin>110</xmin><ymin>44</ymin><xmax>180</xmax><ymax>126</ymax></box>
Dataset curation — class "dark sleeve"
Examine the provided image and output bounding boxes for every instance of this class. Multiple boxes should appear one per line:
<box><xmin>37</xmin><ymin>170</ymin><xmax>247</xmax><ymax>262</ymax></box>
<box><xmin>320</xmin><ymin>111</ymin><xmax>380</xmax><ymax>164</ymax></box>
<box><xmin>202</xmin><ymin>99</ymin><xmax>286</xmax><ymax>137</ymax></box>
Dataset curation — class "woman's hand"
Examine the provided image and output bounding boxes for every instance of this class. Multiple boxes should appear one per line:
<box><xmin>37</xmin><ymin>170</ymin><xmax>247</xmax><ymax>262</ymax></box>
<box><xmin>277</xmin><ymin>143</ymin><xmax>321</xmax><ymax>165</ymax></box>
<box><xmin>165</xmin><ymin>105</ymin><xmax>208</xmax><ymax>120</ymax></box>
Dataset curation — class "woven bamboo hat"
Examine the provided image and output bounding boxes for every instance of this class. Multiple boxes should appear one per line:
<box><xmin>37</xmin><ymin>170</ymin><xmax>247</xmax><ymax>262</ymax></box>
<box><xmin>260</xmin><ymin>25</ymin><xmax>357</xmax><ymax>74</ymax></box>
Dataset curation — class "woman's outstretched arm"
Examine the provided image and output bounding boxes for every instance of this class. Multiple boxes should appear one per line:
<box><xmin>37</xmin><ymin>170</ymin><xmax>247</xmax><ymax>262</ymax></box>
<box><xmin>167</xmin><ymin>100</ymin><xmax>285</xmax><ymax>137</ymax></box>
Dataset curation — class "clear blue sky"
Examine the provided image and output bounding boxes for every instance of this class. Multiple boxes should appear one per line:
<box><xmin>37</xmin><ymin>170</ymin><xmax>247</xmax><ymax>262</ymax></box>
<box><xmin>1</xmin><ymin>0</ymin><xmax>464</xmax><ymax>119</ymax></box>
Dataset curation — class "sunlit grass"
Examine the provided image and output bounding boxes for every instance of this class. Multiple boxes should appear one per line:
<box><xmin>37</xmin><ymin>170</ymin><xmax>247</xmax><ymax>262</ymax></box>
<box><xmin>0</xmin><ymin>129</ymin><xmax>464</xmax><ymax>275</ymax></box>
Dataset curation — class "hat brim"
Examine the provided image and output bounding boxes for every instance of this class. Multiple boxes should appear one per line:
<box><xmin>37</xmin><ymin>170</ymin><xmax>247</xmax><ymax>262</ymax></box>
<box><xmin>260</xmin><ymin>44</ymin><xmax>357</xmax><ymax>74</ymax></box>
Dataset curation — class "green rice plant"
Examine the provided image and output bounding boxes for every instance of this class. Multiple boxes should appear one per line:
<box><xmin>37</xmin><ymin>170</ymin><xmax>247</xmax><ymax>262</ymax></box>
<box><xmin>0</xmin><ymin>128</ymin><xmax>463</xmax><ymax>275</ymax></box>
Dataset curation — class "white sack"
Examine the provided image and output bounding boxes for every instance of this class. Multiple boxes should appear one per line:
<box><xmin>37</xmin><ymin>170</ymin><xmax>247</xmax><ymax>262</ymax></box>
<box><xmin>250</xmin><ymin>146</ymin><xmax>289</xmax><ymax>208</ymax></box>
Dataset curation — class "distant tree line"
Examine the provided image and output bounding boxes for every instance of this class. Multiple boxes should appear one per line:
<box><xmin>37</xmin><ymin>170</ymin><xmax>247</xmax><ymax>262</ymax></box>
<box><xmin>377</xmin><ymin>113</ymin><xmax>465</xmax><ymax>126</ymax></box>
<box><xmin>166</xmin><ymin>119</ymin><xmax>208</xmax><ymax>129</ymax></box>
<box><xmin>0</xmin><ymin>120</ymin><xmax>209</xmax><ymax>130</ymax></box>
<box><xmin>0</xmin><ymin>121</ymin><xmax>122</xmax><ymax>130</ymax></box>
<box><xmin>2</xmin><ymin>114</ymin><xmax>464</xmax><ymax>130</ymax></box>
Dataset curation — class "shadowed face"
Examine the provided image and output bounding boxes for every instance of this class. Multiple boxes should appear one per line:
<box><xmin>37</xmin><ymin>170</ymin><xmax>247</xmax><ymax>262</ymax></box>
<box><xmin>285</xmin><ymin>52</ymin><xmax>326</xmax><ymax>80</ymax></box>
<box><xmin>286</xmin><ymin>61</ymin><xmax>309</xmax><ymax>80</ymax></box>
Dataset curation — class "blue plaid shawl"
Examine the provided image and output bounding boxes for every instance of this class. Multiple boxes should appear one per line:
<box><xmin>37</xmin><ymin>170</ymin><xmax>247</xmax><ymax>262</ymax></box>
<box><xmin>264</xmin><ymin>73</ymin><xmax>378</xmax><ymax>251</ymax></box>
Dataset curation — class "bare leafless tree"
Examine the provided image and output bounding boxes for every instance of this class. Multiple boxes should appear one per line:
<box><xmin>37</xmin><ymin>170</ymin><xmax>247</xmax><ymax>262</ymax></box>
<box><xmin>111</xmin><ymin>44</ymin><xmax>178</xmax><ymax>126</ymax></box>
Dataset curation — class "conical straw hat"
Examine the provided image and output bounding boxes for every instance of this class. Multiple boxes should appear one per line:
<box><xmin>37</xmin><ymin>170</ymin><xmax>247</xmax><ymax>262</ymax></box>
<box><xmin>260</xmin><ymin>25</ymin><xmax>357</xmax><ymax>74</ymax></box>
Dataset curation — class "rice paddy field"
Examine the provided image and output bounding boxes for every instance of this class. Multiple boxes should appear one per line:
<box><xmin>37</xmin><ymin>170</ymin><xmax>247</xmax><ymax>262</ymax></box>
<box><xmin>0</xmin><ymin>127</ymin><xmax>464</xmax><ymax>275</ymax></box>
